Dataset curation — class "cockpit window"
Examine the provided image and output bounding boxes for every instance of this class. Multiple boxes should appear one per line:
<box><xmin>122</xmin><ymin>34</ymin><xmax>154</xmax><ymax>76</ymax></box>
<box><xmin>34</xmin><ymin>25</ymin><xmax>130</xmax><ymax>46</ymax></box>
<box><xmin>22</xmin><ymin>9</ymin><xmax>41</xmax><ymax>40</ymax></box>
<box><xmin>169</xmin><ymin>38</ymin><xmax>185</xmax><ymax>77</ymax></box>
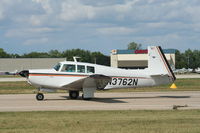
<box><xmin>53</xmin><ymin>63</ymin><xmax>61</xmax><ymax>71</ymax></box>
<box><xmin>61</xmin><ymin>64</ymin><xmax>76</xmax><ymax>72</ymax></box>
<box><xmin>87</xmin><ymin>66</ymin><xmax>95</xmax><ymax>73</ymax></box>
<box><xmin>77</xmin><ymin>65</ymin><xmax>85</xmax><ymax>73</ymax></box>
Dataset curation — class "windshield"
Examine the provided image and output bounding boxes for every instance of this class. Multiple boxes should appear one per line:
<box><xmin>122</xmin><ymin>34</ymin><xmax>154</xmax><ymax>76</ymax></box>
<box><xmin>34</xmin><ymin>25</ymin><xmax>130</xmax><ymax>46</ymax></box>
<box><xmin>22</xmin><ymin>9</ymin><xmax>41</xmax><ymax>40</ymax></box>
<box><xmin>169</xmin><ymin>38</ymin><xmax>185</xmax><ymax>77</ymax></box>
<box><xmin>53</xmin><ymin>63</ymin><xmax>61</xmax><ymax>71</ymax></box>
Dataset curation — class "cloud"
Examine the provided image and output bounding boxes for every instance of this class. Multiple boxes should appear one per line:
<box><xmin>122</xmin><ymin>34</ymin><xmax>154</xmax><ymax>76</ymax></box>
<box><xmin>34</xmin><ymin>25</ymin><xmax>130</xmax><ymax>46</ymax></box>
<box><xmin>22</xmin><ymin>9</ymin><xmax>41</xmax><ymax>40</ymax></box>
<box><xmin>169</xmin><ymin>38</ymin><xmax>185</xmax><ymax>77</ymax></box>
<box><xmin>5</xmin><ymin>27</ymin><xmax>56</xmax><ymax>38</ymax></box>
<box><xmin>60</xmin><ymin>0</ymin><xmax>96</xmax><ymax>21</ymax></box>
<box><xmin>97</xmin><ymin>27</ymin><xmax>135</xmax><ymax>35</ymax></box>
<box><xmin>33</xmin><ymin>0</ymin><xmax>53</xmax><ymax>14</ymax></box>
<box><xmin>1</xmin><ymin>0</ymin><xmax>200</xmax><ymax>54</ymax></box>
<box><xmin>29</xmin><ymin>15</ymin><xmax>49</xmax><ymax>26</ymax></box>
<box><xmin>0</xmin><ymin>10</ymin><xmax>3</xmax><ymax>20</ymax></box>
<box><xmin>23</xmin><ymin>37</ymin><xmax>49</xmax><ymax>46</ymax></box>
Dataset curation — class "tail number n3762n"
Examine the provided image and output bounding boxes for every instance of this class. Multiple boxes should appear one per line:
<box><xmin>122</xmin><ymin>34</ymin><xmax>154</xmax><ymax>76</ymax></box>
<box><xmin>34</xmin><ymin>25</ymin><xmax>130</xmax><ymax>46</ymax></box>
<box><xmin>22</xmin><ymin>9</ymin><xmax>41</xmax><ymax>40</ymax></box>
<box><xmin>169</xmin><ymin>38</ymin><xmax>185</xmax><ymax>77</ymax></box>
<box><xmin>108</xmin><ymin>78</ymin><xmax>138</xmax><ymax>86</ymax></box>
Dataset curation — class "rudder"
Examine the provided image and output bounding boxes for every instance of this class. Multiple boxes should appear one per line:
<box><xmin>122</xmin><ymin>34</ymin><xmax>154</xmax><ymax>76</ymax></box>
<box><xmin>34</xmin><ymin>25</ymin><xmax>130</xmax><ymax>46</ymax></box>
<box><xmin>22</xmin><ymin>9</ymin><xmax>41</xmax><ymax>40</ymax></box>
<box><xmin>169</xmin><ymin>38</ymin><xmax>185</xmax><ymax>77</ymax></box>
<box><xmin>148</xmin><ymin>46</ymin><xmax>176</xmax><ymax>81</ymax></box>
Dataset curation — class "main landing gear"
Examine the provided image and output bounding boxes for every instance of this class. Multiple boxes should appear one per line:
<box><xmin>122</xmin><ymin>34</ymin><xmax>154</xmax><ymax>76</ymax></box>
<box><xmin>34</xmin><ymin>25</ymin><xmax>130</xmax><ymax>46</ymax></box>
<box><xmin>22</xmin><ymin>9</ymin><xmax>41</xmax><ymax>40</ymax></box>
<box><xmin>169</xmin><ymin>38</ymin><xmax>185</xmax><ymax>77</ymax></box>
<box><xmin>36</xmin><ymin>93</ymin><xmax>44</xmax><ymax>101</ymax></box>
<box><xmin>69</xmin><ymin>91</ymin><xmax>79</xmax><ymax>99</ymax></box>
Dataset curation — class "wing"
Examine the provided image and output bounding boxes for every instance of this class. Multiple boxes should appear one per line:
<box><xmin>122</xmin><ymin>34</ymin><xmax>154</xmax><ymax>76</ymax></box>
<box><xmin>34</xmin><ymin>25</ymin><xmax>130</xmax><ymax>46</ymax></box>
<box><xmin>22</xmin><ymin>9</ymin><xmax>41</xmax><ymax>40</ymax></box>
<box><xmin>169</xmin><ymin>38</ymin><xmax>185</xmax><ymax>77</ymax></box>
<box><xmin>61</xmin><ymin>74</ymin><xmax>112</xmax><ymax>90</ymax></box>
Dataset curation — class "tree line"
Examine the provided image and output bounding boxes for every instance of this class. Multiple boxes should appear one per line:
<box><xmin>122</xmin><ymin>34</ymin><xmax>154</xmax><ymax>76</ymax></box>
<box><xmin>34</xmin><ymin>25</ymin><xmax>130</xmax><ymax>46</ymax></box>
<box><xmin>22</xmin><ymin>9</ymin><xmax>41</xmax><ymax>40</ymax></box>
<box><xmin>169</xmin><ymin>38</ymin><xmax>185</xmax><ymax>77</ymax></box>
<box><xmin>1</xmin><ymin>43</ymin><xmax>200</xmax><ymax>69</ymax></box>
<box><xmin>175</xmin><ymin>49</ymin><xmax>200</xmax><ymax>69</ymax></box>
<box><xmin>0</xmin><ymin>48</ymin><xmax>110</xmax><ymax>66</ymax></box>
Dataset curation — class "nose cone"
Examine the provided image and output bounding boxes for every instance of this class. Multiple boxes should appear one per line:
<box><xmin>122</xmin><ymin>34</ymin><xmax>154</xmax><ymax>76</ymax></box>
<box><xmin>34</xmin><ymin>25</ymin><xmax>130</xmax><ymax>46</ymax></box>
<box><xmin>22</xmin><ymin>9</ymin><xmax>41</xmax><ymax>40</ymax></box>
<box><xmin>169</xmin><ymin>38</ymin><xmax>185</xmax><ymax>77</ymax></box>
<box><xmin>19</xmin><ymin>70</ymin><xmax>29</xmax><ymax>78</ymax></box>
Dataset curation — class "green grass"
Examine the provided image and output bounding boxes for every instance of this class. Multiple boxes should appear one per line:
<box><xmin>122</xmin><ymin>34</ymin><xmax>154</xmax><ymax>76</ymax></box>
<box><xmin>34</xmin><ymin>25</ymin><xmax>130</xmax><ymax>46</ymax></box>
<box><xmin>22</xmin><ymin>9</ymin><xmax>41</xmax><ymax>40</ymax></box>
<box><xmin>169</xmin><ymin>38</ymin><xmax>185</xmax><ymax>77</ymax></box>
<box><xmin>0</xmin><ymin>78</ymin><xmax>200</xmax><ymax>94</ymax></box>
<box><xmin>0</xmin><ymin>82</ymin><xmax>35</xmax><ymax>94</ymax></box>
<box><xmin>0</xmin><ymin>110</ymin><xmax>200</xmax><ymax>133</ymax></box>
<box><xmin>0</xmin><ymin>81</ymin><xmax>67</xmax><ymax>94</ymax></box>
<box><xmin>0</xmin><ymin>75</ymin><xmax>21</xmax><ymax>78</ymax></box>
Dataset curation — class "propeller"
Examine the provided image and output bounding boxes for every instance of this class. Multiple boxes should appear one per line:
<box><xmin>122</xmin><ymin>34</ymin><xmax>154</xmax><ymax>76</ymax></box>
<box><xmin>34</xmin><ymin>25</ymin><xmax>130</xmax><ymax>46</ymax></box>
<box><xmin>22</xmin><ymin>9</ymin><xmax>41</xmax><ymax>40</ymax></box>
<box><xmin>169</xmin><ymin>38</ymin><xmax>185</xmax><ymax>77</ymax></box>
<box><xmin>0</xmin><ymin>70</ymin><xmax>29</xmax><ymax>78</ymax></box>
<box><xmin>18</xmin><ymin>70</ymin><xmax>29</xmax><ymax>78</ymax></box>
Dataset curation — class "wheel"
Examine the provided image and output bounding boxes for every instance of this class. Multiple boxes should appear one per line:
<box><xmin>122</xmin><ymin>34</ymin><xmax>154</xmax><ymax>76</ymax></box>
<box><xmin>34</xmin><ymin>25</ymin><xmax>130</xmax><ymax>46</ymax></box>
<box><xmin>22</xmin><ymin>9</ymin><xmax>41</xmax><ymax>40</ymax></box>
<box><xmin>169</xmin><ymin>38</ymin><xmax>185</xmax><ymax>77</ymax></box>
<box><xmin>36</xmin><ymin>93</ymin><xmax>44</xmax><ymax>101</ymax></box>
<box><xmin>69</xmin><ymin>91</ymin><xmax>79</xmax><ymax>99</ymax></box>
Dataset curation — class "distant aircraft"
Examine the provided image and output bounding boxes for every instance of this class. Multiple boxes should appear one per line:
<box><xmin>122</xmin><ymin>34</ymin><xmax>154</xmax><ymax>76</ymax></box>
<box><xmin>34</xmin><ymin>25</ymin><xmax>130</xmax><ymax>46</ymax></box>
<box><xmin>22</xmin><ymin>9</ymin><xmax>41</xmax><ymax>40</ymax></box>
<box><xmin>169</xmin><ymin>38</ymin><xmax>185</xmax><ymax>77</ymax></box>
<box><xmin>195</xmin><ymin>68</ymin><xmax>200</xmax><ymax>74</ymax></box>
<box><xmin>173</xmin><ymin>68</ymin><xmax>192</xmax><ymax>74</ymax></box>
<box><xmin>4</xmin><ymin>46</ymin><xmax>176</xmax><ymax>100</ymax></box>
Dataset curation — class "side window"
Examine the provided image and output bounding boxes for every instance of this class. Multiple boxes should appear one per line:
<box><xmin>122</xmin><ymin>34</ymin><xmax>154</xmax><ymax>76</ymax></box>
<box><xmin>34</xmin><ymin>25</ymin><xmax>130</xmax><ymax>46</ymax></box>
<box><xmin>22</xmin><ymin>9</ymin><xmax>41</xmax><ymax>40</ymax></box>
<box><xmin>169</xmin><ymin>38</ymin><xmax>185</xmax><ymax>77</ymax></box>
<box><xmin>77</xmin><ymin>65</ymin><xmax>85</xmax><ymax>73</ymax></box>
<box><xmin>87</xmin><ymin>66</ymin><xmax>95</xmax><ymax>73</ymax></box>
<box><xmin>61</xmin><ymin>64</ymin><xmax>75</xmax><ymax>72</ymax></box>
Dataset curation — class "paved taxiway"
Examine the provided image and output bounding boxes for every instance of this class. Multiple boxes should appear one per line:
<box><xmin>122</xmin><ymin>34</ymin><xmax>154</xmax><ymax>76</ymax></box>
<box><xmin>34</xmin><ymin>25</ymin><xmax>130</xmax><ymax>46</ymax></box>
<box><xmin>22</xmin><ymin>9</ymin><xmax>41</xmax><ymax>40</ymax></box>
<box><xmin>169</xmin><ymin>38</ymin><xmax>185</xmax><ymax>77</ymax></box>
<box><xmin>0</xmin><ymin>91</ymin><xmax>199</xmax><ymax>112</ymax></box>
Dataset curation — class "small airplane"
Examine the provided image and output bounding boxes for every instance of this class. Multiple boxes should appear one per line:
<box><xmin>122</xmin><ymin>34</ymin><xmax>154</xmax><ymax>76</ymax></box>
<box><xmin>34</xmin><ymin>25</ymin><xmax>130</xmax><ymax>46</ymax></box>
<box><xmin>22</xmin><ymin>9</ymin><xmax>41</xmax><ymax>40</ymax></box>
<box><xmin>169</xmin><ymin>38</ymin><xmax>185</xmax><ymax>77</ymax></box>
<box><xmin>4</xmin><ymin>46</ymin><xmax>176</xmax><ymax>100</ymax></box>
<box><xmin>195</xmin><ymin>68</ymin><xmax>200</xmax><ymax>74</ymax></box>
<box><xmin>173</xmin><ymin>68</ymin><xmax>192</xmax><ymax>74</ymax></box>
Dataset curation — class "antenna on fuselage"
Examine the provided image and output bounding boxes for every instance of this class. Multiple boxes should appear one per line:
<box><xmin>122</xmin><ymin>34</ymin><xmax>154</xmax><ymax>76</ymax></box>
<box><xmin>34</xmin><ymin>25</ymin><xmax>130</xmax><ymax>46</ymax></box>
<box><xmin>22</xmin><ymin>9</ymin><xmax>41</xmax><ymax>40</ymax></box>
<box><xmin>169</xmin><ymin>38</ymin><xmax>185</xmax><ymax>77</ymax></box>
<box><xmin>73</xmin><ymin>56</ymin><xmax>81</xmax><ymax>62</ymax></box>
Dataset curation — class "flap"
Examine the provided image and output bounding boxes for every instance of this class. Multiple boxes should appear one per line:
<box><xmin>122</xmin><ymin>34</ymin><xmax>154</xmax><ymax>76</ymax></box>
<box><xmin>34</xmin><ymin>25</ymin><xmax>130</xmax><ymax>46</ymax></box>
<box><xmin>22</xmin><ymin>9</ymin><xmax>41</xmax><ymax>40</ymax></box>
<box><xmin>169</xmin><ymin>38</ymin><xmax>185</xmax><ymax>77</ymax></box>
<box><xmin>61</xmin><ymin>74</ymin><xmax>111</xmax><ymax>90</ymax></box>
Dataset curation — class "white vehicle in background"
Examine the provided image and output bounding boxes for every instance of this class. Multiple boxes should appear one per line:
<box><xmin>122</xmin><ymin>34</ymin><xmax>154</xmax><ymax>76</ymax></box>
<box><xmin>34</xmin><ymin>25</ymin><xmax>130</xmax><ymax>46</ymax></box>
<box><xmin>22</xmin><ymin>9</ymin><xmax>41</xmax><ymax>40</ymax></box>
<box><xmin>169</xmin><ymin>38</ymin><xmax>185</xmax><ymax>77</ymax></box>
<box><xmin>173</xmin><ymin>68</ymin><xmax>193</xmax><ymax>74</ymax></box>
<box><xmin>187</xmin><ymin>68</ymin><xmax>193</xmax><ymax>73</ymax></box>
<box><xmin>195</xmin><ymin>68</ymin><xmax>200</xmax><ymax>74</ymax></box>
<box><xmin>4</xmin><ymin>46</ymin><xmax>176</xmax><ymax>100</ymax></box>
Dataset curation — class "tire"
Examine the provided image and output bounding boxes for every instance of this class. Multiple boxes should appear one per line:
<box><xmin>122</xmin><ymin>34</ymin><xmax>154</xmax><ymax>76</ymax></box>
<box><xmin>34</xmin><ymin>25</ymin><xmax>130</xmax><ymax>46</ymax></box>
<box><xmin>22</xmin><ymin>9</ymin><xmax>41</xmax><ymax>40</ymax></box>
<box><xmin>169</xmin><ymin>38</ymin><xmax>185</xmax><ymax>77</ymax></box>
<box><xmin>69</xmin><ymin>91</ymin><xmax>79</xmax><ymax>99</ymax></box>
<box><xmin>36</xmin><ymin>93</ymin><xmax>44</xmax><ymax>101</ymax></box>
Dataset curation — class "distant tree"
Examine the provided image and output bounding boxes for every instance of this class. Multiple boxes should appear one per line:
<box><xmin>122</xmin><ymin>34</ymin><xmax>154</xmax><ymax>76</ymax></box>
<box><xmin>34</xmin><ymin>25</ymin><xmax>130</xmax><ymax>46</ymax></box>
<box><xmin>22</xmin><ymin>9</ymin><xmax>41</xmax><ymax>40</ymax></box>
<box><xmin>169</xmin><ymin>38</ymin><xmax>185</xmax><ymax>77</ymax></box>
<box><xmin>62</xmin><ymin>49</ymin><xmax>93</xmax><ymax>63</ymax></box>
<box><xmin>127</xmin><ymin>42</ymin><xmax>142</xmax><ymax>50</ymax></box>
<box><xmin>10</xmin><ymin>54</ymin><xmax>20</xmax><ymax>58</ymax></box>
<box><xmin>61</xmin><ymin>49</ymin><xmax>110</xmax><ymax>66</ymax></box>
<box><xmin>0</xmin><ymin>48</ymin><xmax>11</xmax><ymax>58</ymax></box>
<box><xmin>175</xmin><ymin>50</ymin><xmax>187</xmax><ymax>69</ymax></box>
<box><xmin>22</xmin><ymin>52</ymin><xmax>49</xmax><ymax>58</ymax></box>
<box><xmin>175</xmin><ymin>49</ymin><xmax>200</xmax><ymax>69</ymax></box>
<box><xmin>0</xmin><ymin>48</ymin><xmax>110</xmax><ymax>66</ymax></box>
<box><xmin>185</xmin><ymin>49</ymin><xmax>200</xmax><ymax>69</ymax></box>
<box><xmin>193</xmin><ymin>50</ymin><xmax>200</xmax><ymax>69</ymax></box>
<box><xmin>48</xmin><ymin>50</ymin><xmax>62</xmax><ymax>58</ymax></box>
<box><xmin>91</xmin><ymin>52</ymin><xmax>110</xmax><ymax>66</ymax></box>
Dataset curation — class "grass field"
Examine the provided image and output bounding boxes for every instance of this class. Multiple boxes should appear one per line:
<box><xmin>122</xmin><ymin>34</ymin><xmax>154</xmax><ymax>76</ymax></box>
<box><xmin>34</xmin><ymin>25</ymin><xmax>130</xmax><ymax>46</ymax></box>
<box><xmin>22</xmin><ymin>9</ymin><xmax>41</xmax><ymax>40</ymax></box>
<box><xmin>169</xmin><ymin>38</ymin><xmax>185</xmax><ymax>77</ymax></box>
<box><xmin>0</xmin><ymin>110</ymin><xmax>200</xmax><ymax>133</ymax></box>
<box><xmin>0</xmin><ymin>78</ymin><xmax>200</xmax><ymax>94</ymax></box>
<box><xmin>0</xmin><ymin>75</ymin><xmax>21</xmax><ymax>78</ymax></box>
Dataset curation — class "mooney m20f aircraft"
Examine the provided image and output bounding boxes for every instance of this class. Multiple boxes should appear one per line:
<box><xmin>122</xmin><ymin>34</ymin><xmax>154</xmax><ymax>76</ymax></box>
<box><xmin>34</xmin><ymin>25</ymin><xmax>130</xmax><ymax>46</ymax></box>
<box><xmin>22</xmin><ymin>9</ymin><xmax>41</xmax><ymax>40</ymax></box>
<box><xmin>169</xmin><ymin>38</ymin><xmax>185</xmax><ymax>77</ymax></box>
<box><xmin>5</xmin><ymin>46</ymin><xmax>176</xmax><ymax>100</ymax></box>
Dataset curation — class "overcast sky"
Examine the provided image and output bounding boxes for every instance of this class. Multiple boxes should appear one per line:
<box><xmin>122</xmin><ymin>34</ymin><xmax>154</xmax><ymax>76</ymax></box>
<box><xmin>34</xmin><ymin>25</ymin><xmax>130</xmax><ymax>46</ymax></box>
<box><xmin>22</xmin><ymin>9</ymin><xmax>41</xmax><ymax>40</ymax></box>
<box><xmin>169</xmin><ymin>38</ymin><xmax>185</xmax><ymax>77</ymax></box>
<box><xmin>0</xmin><ymin>0</ymin><xmax>200</xmax><ymax>55</ymax></box>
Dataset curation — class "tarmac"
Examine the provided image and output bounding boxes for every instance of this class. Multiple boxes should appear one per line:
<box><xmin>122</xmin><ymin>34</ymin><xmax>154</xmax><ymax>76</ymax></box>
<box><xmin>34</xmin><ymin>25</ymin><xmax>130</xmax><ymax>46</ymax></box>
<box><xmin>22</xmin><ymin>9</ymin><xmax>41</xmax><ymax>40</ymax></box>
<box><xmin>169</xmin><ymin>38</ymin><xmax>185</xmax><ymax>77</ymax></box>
<box><xmin>0</xmin><ymin>91</ymin><xmax>199</xmax><ymax>112</ymax></box>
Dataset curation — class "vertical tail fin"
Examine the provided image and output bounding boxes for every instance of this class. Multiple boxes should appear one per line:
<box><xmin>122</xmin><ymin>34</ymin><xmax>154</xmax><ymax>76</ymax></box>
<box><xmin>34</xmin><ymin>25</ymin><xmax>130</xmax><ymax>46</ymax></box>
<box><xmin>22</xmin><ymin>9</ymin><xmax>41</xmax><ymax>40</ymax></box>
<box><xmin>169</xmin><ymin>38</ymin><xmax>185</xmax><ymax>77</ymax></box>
<box><xmin>148</xmin><ymin>46</ymin><xmax>176</xmax><ymax>81</ymax></box>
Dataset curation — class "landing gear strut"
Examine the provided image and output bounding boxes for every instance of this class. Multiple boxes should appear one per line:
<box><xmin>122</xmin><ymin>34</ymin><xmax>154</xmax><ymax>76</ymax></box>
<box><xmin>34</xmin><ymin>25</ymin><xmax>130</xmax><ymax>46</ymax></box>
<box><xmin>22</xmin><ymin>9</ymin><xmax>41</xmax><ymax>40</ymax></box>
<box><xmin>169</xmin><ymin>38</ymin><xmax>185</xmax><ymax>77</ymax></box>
<box><xmin>82</xmin><ymin>94</ymin><xmax>91</xmax><ymax>100</ymax></box>
<box><xmin>69</xmin><ymin>91</ymin><xmax>79</xmax><ymax>99</ymax></box>
<box><xmin>36</xmin><ymin>93</ymin><xmax>44</xmax><ymax>101</ymax></box>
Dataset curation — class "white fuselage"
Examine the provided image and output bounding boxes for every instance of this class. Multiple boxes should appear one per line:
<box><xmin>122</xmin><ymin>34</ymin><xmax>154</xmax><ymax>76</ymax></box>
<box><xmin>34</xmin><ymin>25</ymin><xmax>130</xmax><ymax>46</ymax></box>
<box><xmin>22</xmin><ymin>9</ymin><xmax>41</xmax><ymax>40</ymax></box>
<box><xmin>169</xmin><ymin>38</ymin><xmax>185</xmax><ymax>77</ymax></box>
<box><xmin>27</xmin><ymin>61</ymin><xmax>172</xmax><ymax>91</ymax></box>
